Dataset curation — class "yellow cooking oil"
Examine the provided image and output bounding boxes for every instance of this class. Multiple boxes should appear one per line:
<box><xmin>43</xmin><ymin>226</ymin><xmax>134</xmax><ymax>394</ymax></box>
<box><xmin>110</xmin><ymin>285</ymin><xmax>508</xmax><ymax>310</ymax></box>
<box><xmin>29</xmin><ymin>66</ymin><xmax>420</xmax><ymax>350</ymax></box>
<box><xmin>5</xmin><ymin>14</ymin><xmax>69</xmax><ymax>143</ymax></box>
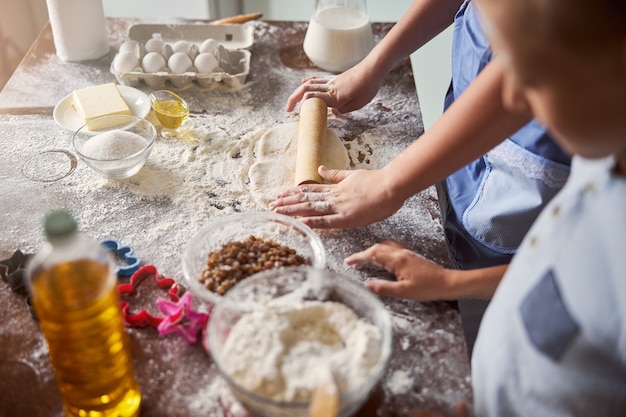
<box><xmin>31</xmin><ymin>259</ymin><xmax>141</xmax><ymax>417</ymax></box>
<box><xmin>152</xmin><ymin>99</ymin><xmax>189</xmax><ymax>129</ymax></box>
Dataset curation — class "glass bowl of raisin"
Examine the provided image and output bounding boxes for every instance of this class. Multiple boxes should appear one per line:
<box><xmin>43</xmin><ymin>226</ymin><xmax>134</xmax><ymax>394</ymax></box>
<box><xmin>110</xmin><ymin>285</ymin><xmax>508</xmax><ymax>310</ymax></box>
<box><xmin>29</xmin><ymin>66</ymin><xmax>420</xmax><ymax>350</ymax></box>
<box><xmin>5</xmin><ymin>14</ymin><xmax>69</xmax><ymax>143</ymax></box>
<box><xmin>181</xmin><ymin>211</ymin><xmax>327</xmax><ymax>306</ymax></box>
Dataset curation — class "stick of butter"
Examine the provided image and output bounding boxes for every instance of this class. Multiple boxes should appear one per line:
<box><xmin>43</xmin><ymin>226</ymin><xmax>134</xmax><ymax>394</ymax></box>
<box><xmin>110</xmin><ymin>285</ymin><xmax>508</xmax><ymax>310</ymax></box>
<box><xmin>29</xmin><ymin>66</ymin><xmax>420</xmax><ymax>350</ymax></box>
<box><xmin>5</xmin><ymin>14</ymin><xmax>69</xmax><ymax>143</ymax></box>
<box><xmin>72</xmin><ymin>83</ymin><xmax>131</xmax><ymax>130</ymax></box>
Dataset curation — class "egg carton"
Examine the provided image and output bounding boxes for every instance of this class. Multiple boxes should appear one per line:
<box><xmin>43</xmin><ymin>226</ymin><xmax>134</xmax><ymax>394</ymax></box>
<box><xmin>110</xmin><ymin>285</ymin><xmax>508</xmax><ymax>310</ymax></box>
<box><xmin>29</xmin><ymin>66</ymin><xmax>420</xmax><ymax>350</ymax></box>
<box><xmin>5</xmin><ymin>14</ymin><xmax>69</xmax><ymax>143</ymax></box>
<box><xmin>111</xmin><ymin>23</ymin><xmax>254</xmax><ymax>89</ymax></box>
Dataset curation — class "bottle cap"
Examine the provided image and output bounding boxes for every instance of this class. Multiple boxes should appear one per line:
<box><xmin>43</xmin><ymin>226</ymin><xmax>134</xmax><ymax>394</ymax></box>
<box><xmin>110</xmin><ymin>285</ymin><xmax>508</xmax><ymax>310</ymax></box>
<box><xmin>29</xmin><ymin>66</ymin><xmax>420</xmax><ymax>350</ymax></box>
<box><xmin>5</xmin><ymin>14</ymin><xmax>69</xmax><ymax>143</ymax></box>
<box><xmin>43</xmin><ymin>209</ymin><xmax>78</xmax><ymax>239</ymax></box>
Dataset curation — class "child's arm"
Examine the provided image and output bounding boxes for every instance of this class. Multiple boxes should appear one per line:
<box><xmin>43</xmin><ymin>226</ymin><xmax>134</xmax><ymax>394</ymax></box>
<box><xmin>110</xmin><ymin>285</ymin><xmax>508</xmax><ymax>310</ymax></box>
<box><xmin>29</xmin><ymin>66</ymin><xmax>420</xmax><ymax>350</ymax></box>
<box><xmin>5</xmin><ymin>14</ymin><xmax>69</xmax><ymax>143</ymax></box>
<box><xmin>346</xmin><ymin>239</ymin><xmax>507</xmax><ymax>301</ymax></box>
<box><xmin>286</xmin><ymin>0</ymin><xmax>464</xmax><ymax>113</ymax></box>
<box><xmin>272</xmin><ymin>58</ymin><xmax>533</xmax><ymax>230</ymax></box>
<box><xmin>385</xmin><ymin>58</ymin><xmax>533</xmax><ymax>204</ymax></box>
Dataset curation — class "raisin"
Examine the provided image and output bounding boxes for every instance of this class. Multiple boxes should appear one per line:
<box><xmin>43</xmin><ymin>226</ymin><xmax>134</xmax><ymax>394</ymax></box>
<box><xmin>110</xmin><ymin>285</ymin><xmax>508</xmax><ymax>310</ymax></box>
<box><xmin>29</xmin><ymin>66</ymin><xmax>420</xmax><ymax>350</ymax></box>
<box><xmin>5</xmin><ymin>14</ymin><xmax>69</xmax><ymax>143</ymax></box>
<box><xmin>198</xmin><ymin>235</ymin><xmax>309</xmax><ymax>295</ymax></box>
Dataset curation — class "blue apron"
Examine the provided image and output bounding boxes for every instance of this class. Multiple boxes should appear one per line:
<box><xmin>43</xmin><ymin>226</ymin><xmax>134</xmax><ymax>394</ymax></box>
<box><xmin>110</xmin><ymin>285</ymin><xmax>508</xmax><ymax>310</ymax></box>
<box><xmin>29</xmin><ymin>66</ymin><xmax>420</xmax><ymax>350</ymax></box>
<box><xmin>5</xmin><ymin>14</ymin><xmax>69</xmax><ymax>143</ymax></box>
<box><xmin>438</xmin><ymin>1</ymin><xmax>571</xmax><ymax>355</ymax></box>
<box><xmin>440</xmin><ymin>0</ymin><xmax>571</xmax><ymax>270</ymax></box>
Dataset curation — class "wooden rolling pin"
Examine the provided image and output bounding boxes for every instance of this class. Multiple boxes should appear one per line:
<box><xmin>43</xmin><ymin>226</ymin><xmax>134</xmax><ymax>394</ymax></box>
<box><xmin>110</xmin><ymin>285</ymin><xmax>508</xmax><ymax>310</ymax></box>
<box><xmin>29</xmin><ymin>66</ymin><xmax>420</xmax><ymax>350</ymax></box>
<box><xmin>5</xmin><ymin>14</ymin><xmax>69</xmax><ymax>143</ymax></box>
<box><xmin>211</xmin><ymin>13</ymin><xmax>263</xmax><ymax>25</ymax></box>
<box><xmin>295</xmin><ymin>98</ymin><xmax>328</xmax><ymax>185</ymax></box>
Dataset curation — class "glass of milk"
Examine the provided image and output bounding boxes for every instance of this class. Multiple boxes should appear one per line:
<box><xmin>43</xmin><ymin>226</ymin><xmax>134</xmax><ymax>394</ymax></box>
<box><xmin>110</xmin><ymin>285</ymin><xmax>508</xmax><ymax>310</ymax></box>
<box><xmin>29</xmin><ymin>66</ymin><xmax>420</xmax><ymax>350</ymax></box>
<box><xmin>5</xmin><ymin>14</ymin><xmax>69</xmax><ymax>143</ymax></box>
<box><xmin>303</xmin><ymin>0</ymin><xmax>375</xmax><ymax>73</ymax></box>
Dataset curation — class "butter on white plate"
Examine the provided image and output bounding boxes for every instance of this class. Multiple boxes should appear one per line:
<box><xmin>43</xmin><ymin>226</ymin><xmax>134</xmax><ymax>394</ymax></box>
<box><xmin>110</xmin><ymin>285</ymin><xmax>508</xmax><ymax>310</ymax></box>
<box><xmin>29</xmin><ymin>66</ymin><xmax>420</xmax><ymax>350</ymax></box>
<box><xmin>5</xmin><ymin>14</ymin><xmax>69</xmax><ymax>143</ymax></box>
<box><xmin>72</xmin><ymin>83</ymin><xmax>132</xmax><ymax>130</ymax></box>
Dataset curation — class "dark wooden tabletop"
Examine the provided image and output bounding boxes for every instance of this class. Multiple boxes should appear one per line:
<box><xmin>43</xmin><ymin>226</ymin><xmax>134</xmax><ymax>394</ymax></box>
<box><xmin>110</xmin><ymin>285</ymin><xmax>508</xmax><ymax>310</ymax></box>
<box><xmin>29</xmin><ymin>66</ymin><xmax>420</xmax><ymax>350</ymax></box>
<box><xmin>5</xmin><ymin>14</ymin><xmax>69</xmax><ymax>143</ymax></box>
<box><xmin>0</xmin><ymin>18</ymin><xmax>470</xmax><ymax>417</ymax></box>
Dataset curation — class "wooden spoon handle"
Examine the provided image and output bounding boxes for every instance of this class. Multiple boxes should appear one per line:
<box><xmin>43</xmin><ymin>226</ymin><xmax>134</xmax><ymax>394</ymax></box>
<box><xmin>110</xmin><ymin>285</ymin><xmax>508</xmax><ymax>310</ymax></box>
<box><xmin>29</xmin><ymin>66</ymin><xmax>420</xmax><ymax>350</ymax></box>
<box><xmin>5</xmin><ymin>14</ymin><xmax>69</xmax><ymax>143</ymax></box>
<box><xmin>309</xmin><ymin>369</ymin><xmax>340</xmax><ymax>417</ymax></box>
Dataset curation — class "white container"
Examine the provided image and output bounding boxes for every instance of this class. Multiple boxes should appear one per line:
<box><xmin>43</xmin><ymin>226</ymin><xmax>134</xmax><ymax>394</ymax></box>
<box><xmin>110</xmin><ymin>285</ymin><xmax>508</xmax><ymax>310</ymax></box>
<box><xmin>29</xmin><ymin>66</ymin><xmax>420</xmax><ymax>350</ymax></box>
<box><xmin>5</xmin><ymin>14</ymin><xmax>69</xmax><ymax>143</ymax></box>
<box><xmin>46</xmin><ymin>0</ymin><xmax>110</xmax><ymax>61</ymax></box>
<box><xmin>303</xmin><ymin>0</ymin><xmax>374</xmax><ymax>73</ymax></box>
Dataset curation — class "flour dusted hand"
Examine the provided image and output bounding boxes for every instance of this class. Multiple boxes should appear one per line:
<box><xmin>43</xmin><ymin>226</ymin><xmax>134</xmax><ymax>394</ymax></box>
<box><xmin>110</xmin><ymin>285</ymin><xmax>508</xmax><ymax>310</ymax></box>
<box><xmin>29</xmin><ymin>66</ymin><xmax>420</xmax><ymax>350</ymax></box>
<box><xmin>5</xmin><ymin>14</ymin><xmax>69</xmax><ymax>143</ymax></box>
<box><xmin>271</xmin><ymin>165</ymin><xmax>405</xmax><ymax>229</ymax></box>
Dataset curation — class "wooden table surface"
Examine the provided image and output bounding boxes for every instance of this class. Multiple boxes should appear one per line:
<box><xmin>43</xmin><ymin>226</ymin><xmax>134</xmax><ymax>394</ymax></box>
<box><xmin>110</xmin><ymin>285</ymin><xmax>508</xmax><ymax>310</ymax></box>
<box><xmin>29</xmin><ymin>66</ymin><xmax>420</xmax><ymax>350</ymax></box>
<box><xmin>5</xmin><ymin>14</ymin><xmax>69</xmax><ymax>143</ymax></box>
<box><xmin>0</xmin><ymin>18</ymin><xmax>471</xmax><ymax>417</ymax></box>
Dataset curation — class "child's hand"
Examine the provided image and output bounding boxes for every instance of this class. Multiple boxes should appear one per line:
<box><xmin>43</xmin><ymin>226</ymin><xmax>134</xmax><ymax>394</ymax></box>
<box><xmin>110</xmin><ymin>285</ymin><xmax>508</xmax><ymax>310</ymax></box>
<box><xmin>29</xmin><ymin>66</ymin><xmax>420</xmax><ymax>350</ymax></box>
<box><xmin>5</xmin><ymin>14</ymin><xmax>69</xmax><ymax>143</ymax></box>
<box><xmin>285</xmin><ymin>60</ymin><xmax>385</xmax><ymax>114</ymax></box>
<box><xmin>346</xmin><ymin>239</ymin><xmax>453</xmax><ymax>301</ymax></box>
<box><xmin>270</xmin><ymin>166</ymin><xmax>404</xmax><ymax>229</ymax></box>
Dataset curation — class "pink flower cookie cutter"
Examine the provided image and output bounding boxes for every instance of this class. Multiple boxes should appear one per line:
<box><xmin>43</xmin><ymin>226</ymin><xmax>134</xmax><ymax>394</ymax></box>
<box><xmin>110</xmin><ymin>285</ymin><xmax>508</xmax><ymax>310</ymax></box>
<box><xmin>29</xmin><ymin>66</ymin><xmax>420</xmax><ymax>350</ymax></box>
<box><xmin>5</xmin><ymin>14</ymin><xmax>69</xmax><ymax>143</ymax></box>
<box><xmin>156</xmin><ymin>292</ymin><xmax>210</xmax><ymax>345</ymax></box>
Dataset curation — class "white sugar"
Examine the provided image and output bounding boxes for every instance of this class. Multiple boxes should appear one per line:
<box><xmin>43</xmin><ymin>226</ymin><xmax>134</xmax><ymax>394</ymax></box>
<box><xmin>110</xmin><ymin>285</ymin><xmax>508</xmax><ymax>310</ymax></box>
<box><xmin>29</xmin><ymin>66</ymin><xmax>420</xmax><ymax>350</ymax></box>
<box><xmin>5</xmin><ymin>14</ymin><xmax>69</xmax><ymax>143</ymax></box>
<box><xmin>81</xmin><ymin>130</ymin><xmax>147</xmax><ymax>160</ymax></box>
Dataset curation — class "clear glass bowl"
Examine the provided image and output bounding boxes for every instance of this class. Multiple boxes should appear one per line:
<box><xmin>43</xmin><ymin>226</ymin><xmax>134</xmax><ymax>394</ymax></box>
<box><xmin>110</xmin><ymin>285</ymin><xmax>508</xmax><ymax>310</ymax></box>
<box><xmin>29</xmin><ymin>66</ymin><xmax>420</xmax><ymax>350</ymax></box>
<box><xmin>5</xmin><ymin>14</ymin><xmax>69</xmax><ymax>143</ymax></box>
<box><xmin>181</xmin><ymin>212</ymin><xmax>327</xmax><ymax>306</ymax></box>
<box><xmin>206</xmin><ymin>266</ymin><xmax>393</xmax><ymax>417</ymax></box>
<box><xmin>72</xmin><ymin>114</ymin><xmax>156</xmax><ymax>179</ymax></box>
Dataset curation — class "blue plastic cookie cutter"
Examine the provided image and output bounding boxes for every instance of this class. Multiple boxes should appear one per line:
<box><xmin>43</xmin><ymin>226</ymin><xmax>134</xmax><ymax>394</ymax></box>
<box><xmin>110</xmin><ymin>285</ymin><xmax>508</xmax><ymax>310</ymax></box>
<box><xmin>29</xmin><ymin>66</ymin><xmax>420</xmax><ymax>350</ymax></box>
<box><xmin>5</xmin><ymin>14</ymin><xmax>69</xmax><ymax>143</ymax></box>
<box><xmin>100</xmin><ymin>238</ymin><xmax>141</xmax><ymax>277</ymax></box>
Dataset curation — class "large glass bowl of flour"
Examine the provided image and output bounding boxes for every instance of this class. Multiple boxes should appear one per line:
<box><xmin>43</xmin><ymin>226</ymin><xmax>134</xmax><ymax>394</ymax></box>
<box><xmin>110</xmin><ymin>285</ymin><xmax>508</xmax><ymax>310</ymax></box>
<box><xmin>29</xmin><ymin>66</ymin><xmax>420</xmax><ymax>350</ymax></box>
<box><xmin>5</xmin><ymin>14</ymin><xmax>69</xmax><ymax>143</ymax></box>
<box><xmin>72</xmin><ymin>114</ymin><xmax>156</xmax><ymax>179</ymax></box>
<box><xmin>206</xmin><ymin>266</ymin><xmax>392</xmax><ymax>417</ymax></box>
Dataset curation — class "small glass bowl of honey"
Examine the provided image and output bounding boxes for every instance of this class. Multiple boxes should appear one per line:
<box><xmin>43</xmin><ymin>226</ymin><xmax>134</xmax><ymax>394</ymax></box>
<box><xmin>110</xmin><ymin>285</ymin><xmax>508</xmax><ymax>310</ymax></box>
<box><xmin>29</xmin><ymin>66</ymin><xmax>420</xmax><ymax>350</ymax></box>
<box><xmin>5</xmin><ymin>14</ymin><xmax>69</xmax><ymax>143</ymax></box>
<box><xmin>149</xmin><ymin>90</ymin><xmax>193</xmax><ymax>138</ymax></box>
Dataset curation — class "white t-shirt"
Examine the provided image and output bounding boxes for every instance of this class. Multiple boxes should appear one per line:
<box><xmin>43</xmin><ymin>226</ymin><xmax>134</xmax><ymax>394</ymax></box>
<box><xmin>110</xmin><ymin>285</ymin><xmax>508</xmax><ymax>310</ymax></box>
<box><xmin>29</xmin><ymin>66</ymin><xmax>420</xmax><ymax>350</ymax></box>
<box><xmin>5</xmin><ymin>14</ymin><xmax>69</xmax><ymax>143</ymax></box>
<box><xmin>472</xmin><ymin>155</ymin><xmax>626</xmax><ymax>417</ymax></box>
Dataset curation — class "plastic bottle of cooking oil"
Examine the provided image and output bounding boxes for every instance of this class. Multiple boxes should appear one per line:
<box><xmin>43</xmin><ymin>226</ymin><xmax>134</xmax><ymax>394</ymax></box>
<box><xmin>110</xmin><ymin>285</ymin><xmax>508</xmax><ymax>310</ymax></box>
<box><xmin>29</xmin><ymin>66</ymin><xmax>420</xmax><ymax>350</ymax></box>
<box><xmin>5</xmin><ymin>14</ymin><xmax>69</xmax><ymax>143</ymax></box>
<box><xmin>27</xmin><ymin>210</ymin><xmax>141</xmax><ymax>417</ymax></box>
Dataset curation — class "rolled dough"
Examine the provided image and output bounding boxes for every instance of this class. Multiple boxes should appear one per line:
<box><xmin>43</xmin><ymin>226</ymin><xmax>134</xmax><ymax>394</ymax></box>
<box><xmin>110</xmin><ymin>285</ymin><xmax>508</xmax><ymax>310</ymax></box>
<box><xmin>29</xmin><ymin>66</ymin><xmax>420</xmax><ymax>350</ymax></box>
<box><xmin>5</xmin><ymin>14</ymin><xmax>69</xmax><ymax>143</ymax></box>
<box><xmin>248</xmin><ymin>122</ymin><xmax>349</xmax><ymax>205</ymax></box>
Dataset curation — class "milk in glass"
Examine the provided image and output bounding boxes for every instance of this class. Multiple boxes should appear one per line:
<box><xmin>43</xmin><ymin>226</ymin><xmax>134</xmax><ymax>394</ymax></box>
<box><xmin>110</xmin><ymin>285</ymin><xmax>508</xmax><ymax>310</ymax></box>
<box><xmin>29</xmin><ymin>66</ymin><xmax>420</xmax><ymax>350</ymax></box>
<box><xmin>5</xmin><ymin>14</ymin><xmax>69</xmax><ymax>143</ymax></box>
<box><xmin>303</xmin><ymin>0</ymin><xmax>374</xmax><ymax>73</ymax></box>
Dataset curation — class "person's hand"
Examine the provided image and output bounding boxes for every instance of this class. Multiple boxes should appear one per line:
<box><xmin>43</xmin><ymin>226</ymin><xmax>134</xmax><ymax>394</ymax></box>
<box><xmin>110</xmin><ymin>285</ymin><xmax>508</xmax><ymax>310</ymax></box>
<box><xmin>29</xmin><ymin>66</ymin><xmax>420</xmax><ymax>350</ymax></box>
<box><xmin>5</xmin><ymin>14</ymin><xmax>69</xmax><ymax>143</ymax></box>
<box><xmin>270</xmin><ymin>165</ymin><xmax>404</xmax><ymax>229</ymax></box>
<box><xmin>285</xmin><ymin>60</ymin><xmax>385</xmax><ymax>113</ymax></box>
<box><xmin>345</xmin><ymin>239</ymin><xmax>453</xmax><ymax>301</ymax></box>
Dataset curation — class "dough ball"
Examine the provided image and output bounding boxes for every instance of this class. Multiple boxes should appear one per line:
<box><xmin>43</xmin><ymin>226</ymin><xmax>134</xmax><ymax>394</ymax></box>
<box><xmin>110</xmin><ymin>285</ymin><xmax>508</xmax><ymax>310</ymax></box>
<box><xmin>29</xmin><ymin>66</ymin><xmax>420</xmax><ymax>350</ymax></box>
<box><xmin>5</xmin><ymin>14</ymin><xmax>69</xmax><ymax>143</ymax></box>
<box><xmin>194</xmin><ymin>52</ymin><xmax>219</xmax><ymax>74</ymax></box>
<box><xmin>113</xmin><ymin>52</ymin><xmax>140</xmax><ymax>73</ymax></box>
<box><xmin>168</xmin><ymin>52</ymin><xmax>193</xmax><ymax>74</ymax></box>
<box><xmin>199</xmin><ymin>38</ymin><xmax>220</xmax><ymax>55</ymax></box>
<box><xmin>142</xmin><ymin>52</ymin><xmax>166</xmax><ymax>73</ymax></box>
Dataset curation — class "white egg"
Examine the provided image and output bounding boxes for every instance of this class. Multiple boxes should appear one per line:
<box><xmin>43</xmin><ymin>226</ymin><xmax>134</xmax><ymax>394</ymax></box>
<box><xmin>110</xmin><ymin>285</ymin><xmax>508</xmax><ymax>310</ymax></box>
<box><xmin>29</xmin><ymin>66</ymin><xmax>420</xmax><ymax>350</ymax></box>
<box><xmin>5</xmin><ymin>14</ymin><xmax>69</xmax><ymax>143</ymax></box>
<box><xmin>119</xmin><ymin>40</ymin><xmax>139</xmax><ymax>54</ymax></box>
<box><xmin>199</xmin><ymin>38</ymin><xmax>220</xmax><ymax>55</ymax></box>
<box><xmin>194</xmin><ymin>52</ymin><xmax>219</xmax><ymax>74</ymax></box>
<box><xmin>168</xmin><ymin>52</ymin><xmax>193</xmax><ymax>74</ymax></box>
<box><xmin>142</xmin><ymin>52</ymin><xmax>166</xmax><ymax>73</ymax></box>
<box><xmin>113</xmin><ymin>52</ymin><xmax>139</xmax><ymax>73</ymax></box>
<box><xmin>145</xmin><ymin>38</ymin><xmax>164</xmax><ymax>54</ymax></box>
<box><xmin>172</xmin><ymin>40</ymin><xmax>192</xmax><ymax>54</ymax></box>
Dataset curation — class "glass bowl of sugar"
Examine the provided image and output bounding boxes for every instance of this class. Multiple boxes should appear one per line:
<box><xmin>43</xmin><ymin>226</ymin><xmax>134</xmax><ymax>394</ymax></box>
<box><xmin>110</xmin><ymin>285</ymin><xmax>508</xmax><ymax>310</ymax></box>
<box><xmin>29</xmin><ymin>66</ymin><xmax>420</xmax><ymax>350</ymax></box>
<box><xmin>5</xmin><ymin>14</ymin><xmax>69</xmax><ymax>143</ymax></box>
<box><xmin>72</xmin><ymin>114</ymin><xmax>156</xmax><ymax>179</ymax></box>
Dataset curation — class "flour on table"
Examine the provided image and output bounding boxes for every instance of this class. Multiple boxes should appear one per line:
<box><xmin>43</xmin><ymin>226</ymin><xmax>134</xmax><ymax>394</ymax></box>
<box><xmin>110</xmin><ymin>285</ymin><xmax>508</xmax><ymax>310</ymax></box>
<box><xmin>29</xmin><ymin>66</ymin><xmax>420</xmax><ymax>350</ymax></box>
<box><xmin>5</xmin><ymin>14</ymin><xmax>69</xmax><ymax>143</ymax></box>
<box><xmin>220</xmin><ymin>299</ymin><xmax>382</xmax><ymax>403</ymax></box>
<box><xmin>386</xmin><ymin>369</ymin><xmax>414</xmax><ymax>395</ymax></box>
<box><xmin>247</xmin><ymin>122</ymin><xmax>349</xmax><ymax>206</ymax></box>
